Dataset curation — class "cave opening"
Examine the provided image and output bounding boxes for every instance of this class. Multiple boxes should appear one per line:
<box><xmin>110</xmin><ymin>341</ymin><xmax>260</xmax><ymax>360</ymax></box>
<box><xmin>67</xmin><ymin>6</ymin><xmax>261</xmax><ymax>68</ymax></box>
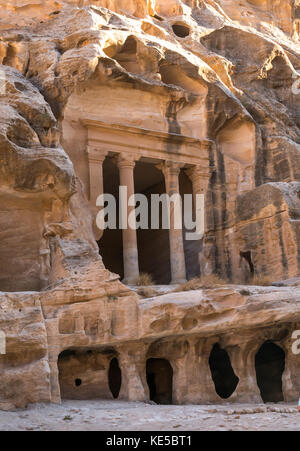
<box><xmin>58</xmin><ymin>349</ymin><xmax>121</xmax><ymax>400</ymax></box>
<box><xmin>209</xmin><ymin>343</ymin><xmax>239</xmax><ymax>399</ymax></box>
<box><xmin>146</xmin><ymin>358</ymin><xmax>173</xmax><ymax>404</ymax></box>
<box><xmin>108</xmin><ymin>357</ymin><xmax>122</xmax><ymax>399</ymax></box>
<box><xmin>75</xmin><ymin>378</ymin><xmax>82</xmax><ymax>387</ymax></box>
<box><xmin>172</xmin><ymin>23</ymin><xmax>190</xmax><ymax>38</ymax></box>
<box><xmin>240</xmin><ymin>250</ymin><xmax>254</xmax><ymax>275</ymax></box>
<box><xmin>255</xmin><ymin>341</ymin><xmax>285</xmax><ymax>403</ymax></box>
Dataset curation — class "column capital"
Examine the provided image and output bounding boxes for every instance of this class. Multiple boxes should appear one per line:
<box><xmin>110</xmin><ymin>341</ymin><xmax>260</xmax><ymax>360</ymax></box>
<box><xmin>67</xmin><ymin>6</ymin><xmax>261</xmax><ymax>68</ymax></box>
<box><xmin>86</xmin><ymin>147</ymin><xmax>108</xmax><ymax>163</ymax></box>
<box><xmin>185</xmin><ymin>165</ymin><xmax>210</xmax><ymax>183</ymax></box>
<box><xmin>185</xmin><ymin>166</ymin><xmax>211</xmax><ymax>195</ymax></box>
<box><xmin>157</xmin><ymin>160</ymin><xmax>185</xmax><ymax>177</ymax></box>
<box><xmin>114</xmin><ymin>153</ymin><xmax>139</xmax><ymax>170</ymax></box>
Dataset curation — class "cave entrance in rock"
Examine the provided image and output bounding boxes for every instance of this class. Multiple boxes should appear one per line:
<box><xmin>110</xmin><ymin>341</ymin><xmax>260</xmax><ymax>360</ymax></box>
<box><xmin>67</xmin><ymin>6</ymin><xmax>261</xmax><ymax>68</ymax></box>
<box><xmin>108</xmin><ymin>357</ymin><xmax>122</xmax><ymax>399</ymax></box>
<box><xmin>146</xmin><ymin>358</ymin><xmax>173</xmax><ymax>404</ymax></box>
<box><xmin>240</xmin><ymin>251</ymin><xmax>254</xmax><ymax>275</ymax></box>
<box><xmin>58</xmin><ymin>348</ymin><xmax>122</xmax><ymax>400</ymax></box>
<box><xmin>255</xmin><ymin>341</ymin><xmax>285</xmax><ymax>403</ymax></box>
<box><xmin>209</xmin><ymin>343</ymin><xmax>239</xmax><ymax>399</ymax></box>
<box><xmin>172</xmin><ymin>22</ymin><xmax>190</xmax><ymax>38</ymax></box>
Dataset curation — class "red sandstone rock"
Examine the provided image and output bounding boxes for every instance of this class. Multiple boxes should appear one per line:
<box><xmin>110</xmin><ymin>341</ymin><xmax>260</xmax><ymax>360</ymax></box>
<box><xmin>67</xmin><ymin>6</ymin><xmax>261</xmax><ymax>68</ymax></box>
<box><xmin>0</xmin><ymin>1</ymin><xmax>299</xmax><ymax>410</ymax></box>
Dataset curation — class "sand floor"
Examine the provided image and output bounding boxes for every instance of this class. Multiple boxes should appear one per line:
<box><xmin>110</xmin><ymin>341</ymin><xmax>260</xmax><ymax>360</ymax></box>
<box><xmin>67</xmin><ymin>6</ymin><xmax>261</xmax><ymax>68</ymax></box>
<box><xmin>0</xmin><ymin>400</ymin><xmax>299</xmax><ymax>431</ymax></box>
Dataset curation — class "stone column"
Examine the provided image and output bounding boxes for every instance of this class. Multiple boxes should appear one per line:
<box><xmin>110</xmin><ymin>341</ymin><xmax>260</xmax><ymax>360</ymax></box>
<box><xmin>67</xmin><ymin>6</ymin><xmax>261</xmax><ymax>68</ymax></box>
<box><xmin>118</xmin><ymin>344</ymin><xmax>148</xmax><ymax>402</ymax></box>
<box><xmin>229</xmin><ymin>342</ymin><xmax>262</xmax><ymax>403</ymax></box>
<box><xmin>86</xmin><ymin>147</ymin><xmax>107</xmax><ymax>206</ymax></box>
<box><xmin>185</xmin><ymin>165</ymin><xmax>211</xmax><ymax>275</ymax></box>
<box><xmin>185</xmin><ymin>165</ymin><xmax>210</xmax><ymax>228</ymax></box>
<box><xmin>161</xmin><ymin>161</ymin><xmax>187</xmax><ymax>284</ymax></box>
<box><xmin>87</xmin><ymin>148</ymin><xmax>107</xmax><ymax>240</ymax></box>
<box><xmin>117</xmin><ymin>154</ymin><xmax>140</xmax><ymax>285</ymax></box>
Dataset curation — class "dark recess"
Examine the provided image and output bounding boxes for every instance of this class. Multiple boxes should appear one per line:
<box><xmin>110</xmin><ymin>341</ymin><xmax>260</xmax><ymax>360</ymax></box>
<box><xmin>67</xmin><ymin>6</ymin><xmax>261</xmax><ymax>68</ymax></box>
<box><xmin>209</xmin><ymin>343</ymin><xmax>239</xmax><ymax>399</ymax></box>
<box><xmin>172</xmin><ymin>23</ymin><xmax>190</xmax><ymax>38</ymax></box>
<box><xmin>255</xmin><ymin>341</ymin><xmax>285</xmax><ymax>403</ymax></box>
<box><xmin>109</xmin><ymin>357</ymin><xmax>122</xmax><ymax>399</ymax></box>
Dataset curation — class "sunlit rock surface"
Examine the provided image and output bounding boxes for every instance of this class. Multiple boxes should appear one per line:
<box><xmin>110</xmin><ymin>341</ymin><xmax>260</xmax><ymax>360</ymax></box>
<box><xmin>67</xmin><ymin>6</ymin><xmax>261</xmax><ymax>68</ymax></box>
<box><xmin>0</xmin><ymin>0</ymin><xmax>299</xmax><ymax>409</ymax></box>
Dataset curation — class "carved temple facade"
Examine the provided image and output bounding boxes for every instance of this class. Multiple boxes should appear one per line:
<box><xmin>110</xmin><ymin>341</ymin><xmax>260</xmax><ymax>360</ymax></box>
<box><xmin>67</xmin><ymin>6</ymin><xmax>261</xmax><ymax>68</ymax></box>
<box><xmin>83</xmin><ymin>119</ymin><xmax>211</xmax><ymax>284</ymax></box>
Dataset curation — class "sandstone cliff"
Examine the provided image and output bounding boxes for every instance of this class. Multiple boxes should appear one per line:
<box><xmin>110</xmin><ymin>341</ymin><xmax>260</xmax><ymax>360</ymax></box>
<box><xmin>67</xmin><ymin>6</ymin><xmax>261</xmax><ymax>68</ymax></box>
<box><xmin>0</xmin><ymin>1</ymin><xmax>299</xmax><ymax>410</ymax></box>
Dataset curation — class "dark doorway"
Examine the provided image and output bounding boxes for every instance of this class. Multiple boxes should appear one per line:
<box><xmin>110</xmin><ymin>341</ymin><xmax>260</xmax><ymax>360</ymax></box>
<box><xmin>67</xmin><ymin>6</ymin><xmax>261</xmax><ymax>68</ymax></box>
<box><xmin>98</xmin><ymin>158</ymin><xmax>124</xmax><ymax>279</ymax></box>
<box><xmin>75</xmin><ymin>378</ymin><xmax>82</xmax><ymax>387</ymax></box>
<box><xmin>135</xmin><ymin>161</ymin><xmax>171</xmax><ymax>284</ymax></box>
<box><xmin>146</xmin><ymin>358</ymin><xmax>173</xmax><ymax>404</ymax></box>
<box><xmin>109</xmin><ymin>357</ymin><xmax>122</xmax><ymax>399</ymax></box>
<box><xmin>209</xmin><ymin>343</ymin><xmax>239</xmax><ymax>399</ymax></box>
<box><xmin>255</xmin><ymin>341</ymin><xmax>285</xmax><ymax>403</ymax></box>
<box><xmin>180</xmin><ymin>171</ymin><xmax>201</xmax><ymax>280</ymax></box>
<box><xmin>58</xmin><ymin>349</ymin><xmax>120</xmax><ymax>400</ymax></box>
<box><xmin>240</xmin><ymin>251</ymin><xmax>254</xmax><ymax>275</ymax></box>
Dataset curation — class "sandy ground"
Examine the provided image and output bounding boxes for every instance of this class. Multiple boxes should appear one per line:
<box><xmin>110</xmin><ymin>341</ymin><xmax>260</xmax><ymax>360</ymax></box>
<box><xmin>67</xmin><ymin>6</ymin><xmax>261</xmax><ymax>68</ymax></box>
<box><xmin>0</xmin><ymin>400</ymin><xmax>299</xmax><ymax>431</ymax></box>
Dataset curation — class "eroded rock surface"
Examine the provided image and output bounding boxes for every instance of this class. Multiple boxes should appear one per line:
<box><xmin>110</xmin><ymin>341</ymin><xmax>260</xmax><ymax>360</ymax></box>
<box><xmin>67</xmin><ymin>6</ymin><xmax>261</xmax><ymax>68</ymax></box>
<box><xmin>0</xmin><ymin>1</ymin><xmax>299</xmax><ymax>410</ymax></box>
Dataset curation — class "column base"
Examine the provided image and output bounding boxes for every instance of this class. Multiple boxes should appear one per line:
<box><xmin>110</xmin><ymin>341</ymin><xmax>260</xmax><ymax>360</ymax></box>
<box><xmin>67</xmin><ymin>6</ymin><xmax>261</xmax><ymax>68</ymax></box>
<box><xmin>122</xmin><ymin>277</ymin><xmax>139</xmax><ymax>286</ymax></box>
<box><xmin>171</xmin><ymin>279</ymin><xmax>187</xmax><ymax>285</ymax></box>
